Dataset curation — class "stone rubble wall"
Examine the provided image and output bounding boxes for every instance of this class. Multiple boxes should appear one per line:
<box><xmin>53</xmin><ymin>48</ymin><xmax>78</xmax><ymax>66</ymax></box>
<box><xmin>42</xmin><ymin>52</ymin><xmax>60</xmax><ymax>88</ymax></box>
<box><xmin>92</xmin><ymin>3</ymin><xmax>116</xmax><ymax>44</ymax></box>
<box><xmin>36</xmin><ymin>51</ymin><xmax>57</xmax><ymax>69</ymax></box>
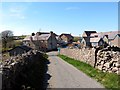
<box><xmin>60</xmin><ymin>48</ymin><xmax>96</xmax><ymax>67</ymax></box>
<box><xmin>2</xmin><ymin>50</ymin><xmax>47</xmax><ymax>90</ymax></box>
<box><xmin>96</xmin><ymin>47</ymin><xmax>120</xmax><ymax>74</ymax></box>
<box><xmin>60</xmin><ymin>46</ymin><xmax>120</xmax><ymax>74</ymax></box>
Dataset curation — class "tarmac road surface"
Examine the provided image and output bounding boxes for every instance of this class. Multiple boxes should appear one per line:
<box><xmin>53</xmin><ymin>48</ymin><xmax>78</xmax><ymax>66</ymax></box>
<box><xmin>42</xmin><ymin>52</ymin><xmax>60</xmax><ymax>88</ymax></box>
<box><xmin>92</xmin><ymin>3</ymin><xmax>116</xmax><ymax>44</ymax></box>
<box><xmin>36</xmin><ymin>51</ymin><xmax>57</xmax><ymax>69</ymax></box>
<box><xmin>47</xmin><ymin>51</ymin><xmax>105</xmax><ymax>88</ymax></box>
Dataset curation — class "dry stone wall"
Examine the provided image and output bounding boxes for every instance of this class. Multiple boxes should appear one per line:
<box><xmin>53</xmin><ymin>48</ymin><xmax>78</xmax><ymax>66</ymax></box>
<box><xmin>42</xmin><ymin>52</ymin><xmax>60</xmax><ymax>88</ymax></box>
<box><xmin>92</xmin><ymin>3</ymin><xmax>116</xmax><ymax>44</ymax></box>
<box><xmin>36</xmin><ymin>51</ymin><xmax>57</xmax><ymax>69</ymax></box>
<box><xmin>60</xmin><ymin>46</ymin><xmax>120</xmax><ymax>74</ymax></box>
<box><xmin>60</xmin><ymin>48</ymin><xmax>96</xmax><ymax>67</ymax></box>
<box><xmin>2</xmin><ymin>50</ymin><xmax>48</xmax><ymax>90</ymax></box>
<box><xmin>96</xmin><ymin>47</ymin><xmax>120</xmax><ymax>74</ymax></box>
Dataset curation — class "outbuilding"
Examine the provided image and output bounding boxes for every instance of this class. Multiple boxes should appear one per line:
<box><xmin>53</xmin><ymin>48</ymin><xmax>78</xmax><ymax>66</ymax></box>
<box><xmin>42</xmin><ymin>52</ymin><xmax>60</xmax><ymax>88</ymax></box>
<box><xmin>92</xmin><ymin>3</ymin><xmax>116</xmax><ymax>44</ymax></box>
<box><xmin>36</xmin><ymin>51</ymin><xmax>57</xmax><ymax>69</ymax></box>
<box><xmin>8</xmin><ymin>45</ymin><xmax>32</xmax><ymax>56</ymax></box>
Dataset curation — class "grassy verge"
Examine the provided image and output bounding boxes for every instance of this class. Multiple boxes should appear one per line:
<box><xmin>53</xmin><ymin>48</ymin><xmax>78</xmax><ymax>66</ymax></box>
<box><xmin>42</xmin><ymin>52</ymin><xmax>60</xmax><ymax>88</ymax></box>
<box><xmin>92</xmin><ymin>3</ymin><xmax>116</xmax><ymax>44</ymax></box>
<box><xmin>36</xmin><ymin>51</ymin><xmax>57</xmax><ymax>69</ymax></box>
<box><xmin>2</xmin><ymin>52</ymin><xmax>10</xmax><ymax>61</ymax></box>
<box><xmin>58</xmin><ymin>54</ymin><xmax>120</xmax><ymax>90</ymax></box>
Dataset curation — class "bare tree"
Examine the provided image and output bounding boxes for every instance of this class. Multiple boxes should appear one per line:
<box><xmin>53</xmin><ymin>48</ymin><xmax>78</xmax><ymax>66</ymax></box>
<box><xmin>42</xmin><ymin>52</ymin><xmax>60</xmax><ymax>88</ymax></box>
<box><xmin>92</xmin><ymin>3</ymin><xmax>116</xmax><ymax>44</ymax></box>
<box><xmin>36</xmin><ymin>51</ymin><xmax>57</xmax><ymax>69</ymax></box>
<box><xmin>1</xmin><ymin>30</ymin><xmax>14</xmax><ymax>50</ymax></box>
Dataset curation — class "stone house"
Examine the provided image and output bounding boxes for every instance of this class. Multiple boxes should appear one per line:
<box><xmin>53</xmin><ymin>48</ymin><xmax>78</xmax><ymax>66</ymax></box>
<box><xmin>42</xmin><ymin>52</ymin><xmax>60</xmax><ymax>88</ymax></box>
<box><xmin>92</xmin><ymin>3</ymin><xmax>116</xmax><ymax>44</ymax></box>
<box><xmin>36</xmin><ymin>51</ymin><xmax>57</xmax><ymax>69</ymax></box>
<box><xmin>81</xmin><ymin>30</ymin><xmax>120</xmax><ymax>48</ymax></box>
<box><xmin>107</xmin><ymin>31</ymin><xmax>120</xmax><ymax>46</ymax></box>
<box><xmin>90</xmin><ymin>37</ymin><xmax>104</xmax><ymax>47</ymax></box>
<box><xmin>23</xmin><ymin>31</ymin><xmax>57</xmax><ymax>51</ymax></box>
<box><xmin>58</xmin><ymin>33</ymin><xmax>74</xmax><ymax>45</ymax></box>
<box><xmin>111</xmin><ymin>34</ymin><xmax>120</xmax><ymax>47</ymax></box>
<box><xmin>8</xmin><ymin>45</ymin><xmax>32</xmax><ymax>56</ymax></box>
<box><xmin>96</xmin><ymin>31</ymin><xmax>120</xmax><ymax>46</ymax></box>
<box><xmin>81</xmin><ymin>31</ymin><xmax>97</xmax><ymax>48</ymax></box>
<box><xmin>90</xmin><ymin>33</ymin><xmax>109</xmax><ymax>47</ymax></box>
<box><xmin>90</xmin><ymin>33</ymin><xmax>108</xmax><ymax>43</ymax></box>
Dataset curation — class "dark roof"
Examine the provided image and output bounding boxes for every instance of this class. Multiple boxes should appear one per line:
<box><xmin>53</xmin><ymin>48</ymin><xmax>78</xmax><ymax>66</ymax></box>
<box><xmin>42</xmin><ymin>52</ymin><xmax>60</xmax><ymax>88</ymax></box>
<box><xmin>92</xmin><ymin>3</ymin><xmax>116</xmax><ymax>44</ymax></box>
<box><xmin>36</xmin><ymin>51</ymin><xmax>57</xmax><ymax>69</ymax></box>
<box><xmin>36</xmin><ymin>32</ymin><xmax>49</xmax><ymax>35</ymax></box>
<box><xmin>8</xmin><ymin>45</ymin><xmax>32</xmax><ymax>52</ymax></box>
<box><xmin>84</xmin><ymin>31</ymin><xmax>97</xmax><ymax>36</ymax></box>
<box><xmin>36</xmin><ymin>32</ymin><xmax>58</xmax><ymax>36</ymax></box>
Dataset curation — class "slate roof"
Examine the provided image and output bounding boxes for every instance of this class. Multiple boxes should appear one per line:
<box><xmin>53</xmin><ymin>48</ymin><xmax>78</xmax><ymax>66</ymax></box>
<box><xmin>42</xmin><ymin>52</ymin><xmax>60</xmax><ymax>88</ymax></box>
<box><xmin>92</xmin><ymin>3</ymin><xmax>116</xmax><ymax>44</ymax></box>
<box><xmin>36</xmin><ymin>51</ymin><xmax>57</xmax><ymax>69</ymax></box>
<box><xmin>84</xmin><ymin>31</ymin><xmax>97</xmax><ymax>36</ymax></box>
<box><xmin>36</xmin><ymin>32</ymin><xmax>49</xmax><ymax>35</ymax></box>
<box><xmin>36</xmin><ymin>32</ymin><xmax>58</xmax><ymax>36</ymax></box>
<box><xmin>90</xmin><ymin>31</ymin><xmax>120</xmax><ymax>40</ymax></box>
<box><xmin>8</xmin><ymin>45</ymin><xmax>32</xmax><ymax>52</ymax></box>
<box><xmin>33</xmin><ymin>34</ymin><xmax>51</xmax><ymax>40</ymax></box>
<box><xmin>107</xmin><ymin>31</ymin><xmax>118</xmax><ymax>39</ymax></box>
<box><xmin>97</xmin><ymin>31</ymin><xmax>120</xmax><ymax>40</ymax></box>
<box><xmin>23</xmin><ymin>34</ymin><xmax>51</xmax><ymax>41</ymax></box>
<box><xmin>23</xmin><ymin>31</ymin><xmax>58</xmax><ymax>41</ymax></box>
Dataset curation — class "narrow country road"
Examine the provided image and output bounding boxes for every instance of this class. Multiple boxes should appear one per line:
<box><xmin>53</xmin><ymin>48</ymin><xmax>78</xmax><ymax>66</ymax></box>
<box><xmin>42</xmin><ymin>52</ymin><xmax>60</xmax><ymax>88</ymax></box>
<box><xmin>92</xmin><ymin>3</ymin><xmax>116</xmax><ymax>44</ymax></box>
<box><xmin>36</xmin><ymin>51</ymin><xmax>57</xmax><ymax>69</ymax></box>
<box><xmin>47</xmin><ymin>51</ymin><xmax>105</xmax><ymax>88</ymax></box>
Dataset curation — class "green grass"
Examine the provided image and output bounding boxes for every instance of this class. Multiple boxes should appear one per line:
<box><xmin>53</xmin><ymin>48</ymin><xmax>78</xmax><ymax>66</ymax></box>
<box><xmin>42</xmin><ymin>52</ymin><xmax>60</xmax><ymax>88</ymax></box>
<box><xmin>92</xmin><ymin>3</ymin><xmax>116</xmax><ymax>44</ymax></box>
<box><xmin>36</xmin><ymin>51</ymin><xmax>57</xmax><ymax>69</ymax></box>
<box><xmin>2</xmin><ymin>47</ymin><xmax>12</xmax><ymax>53</ymax></box>
<box><xmin>14</xmin><ymin>40</ymin><xmax>22</xmax><ymax>46</ymax></box>
<box><xmin>58</xmin><ymin>54</ymin><xmax>120</xmax><ymax>90</ymax></box>
<box><xmin>2</xmin><ymin>52</ymin><xmax>10</xmax><ymax>60</ymax></box>
<box><xmin>2</xmin><ymin>40</ymin><xmax>22</xmax><ymax>52</ymax></box>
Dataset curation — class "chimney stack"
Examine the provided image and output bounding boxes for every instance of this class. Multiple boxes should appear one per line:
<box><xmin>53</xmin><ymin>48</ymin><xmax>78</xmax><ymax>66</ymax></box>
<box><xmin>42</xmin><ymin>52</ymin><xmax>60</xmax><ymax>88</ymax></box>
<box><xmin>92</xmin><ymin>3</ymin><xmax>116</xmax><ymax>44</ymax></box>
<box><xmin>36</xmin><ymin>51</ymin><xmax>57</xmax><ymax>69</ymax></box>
<box><xmin>50</xmin><ymin>31</ymin><xmax>53</xmax><ymax>36</ymax></box>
